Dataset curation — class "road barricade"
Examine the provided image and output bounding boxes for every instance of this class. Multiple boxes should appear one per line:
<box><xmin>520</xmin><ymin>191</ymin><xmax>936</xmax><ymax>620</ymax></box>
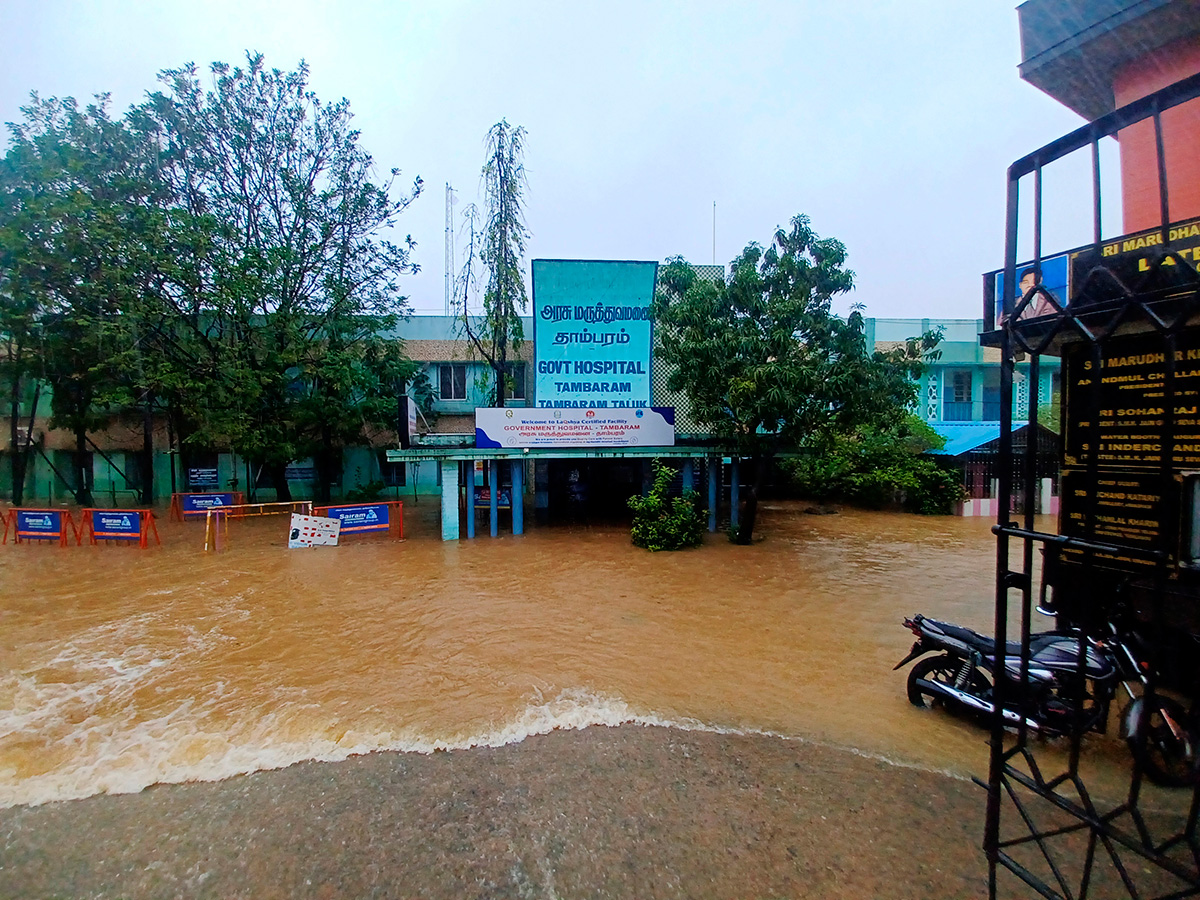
<box><xmin>200</xmin><ymin>501</ymin><xmax>312</xmax><ymax>552</ymax></box>
<box><xmin>169</xmin><ymin>492</ymin><xmax>244</xmax><ymax>521</ymax></box>
<box><xmin>2</xmin><ymin>508</ymin><xmax>75</xmax><ymax>546</ymax></box>
<box><xmin>81</xmin><ymin>508</ymin><xmax>161</xmax><ymax>548</ymax></box>
<box><xmin>313</xmin><ymin>500</ymin><xmax>403</xmax><ymax>539</ymax></box>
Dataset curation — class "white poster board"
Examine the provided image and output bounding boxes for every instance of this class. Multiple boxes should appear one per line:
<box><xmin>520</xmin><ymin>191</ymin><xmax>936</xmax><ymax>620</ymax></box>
<box><xmin>475</xmin><ymin>407</ymin><xmax>676</xmax><ymax>448</ymax></box>
<box><xmin>288</xmin><ymin>514</ymin><xmax>341</xmax><ymax>548</ymax></box>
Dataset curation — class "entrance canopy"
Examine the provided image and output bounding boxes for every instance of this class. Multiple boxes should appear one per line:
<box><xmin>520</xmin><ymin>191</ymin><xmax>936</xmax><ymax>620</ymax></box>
<box><xmin>386</xmin><ymin>445</ymin><xmax>726</xmax><ymax>541</ymax></box>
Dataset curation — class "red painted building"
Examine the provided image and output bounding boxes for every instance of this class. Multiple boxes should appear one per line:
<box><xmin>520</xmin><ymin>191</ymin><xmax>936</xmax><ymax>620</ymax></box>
<box><xmin>1018</xmin><ymin>0</ymin><xmax>1200</xmax><ymax>229</ymax></box>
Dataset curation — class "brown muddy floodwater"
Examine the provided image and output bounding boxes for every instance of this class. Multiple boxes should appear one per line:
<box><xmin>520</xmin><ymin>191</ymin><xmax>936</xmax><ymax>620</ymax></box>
<box><xmin>0</xmin><ymin>500</ymin><xmax>1143</xmax><ymax>810</ymax></box>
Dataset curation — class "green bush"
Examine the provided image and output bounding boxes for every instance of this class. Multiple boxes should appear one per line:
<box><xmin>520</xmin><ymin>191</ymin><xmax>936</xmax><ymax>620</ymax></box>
<box><xmin>782</xmin><ymin>415</ymin><xmax>965</xmax><ymax>515</ymax></box>
<box><xmin>344</xmin><ymin>480</ymin><xmax>387</xmax><ymax>502</ymax></box>
<box><xmin>628</xmin><ymin>460</ymin><xmax>706</xmax><ymax>551</ymax></box>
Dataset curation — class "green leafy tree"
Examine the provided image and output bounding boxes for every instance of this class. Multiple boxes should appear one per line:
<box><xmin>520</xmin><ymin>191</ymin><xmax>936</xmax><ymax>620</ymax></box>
<box><xmin>0</xmin><ymin>94</ymin><xmax>170</xmax><ymax>504</ymax></box>
<box><xmin>0</xmin><ymin>153</ymin><xmax>44</xmax><ymax>504</ymax></box>
<box><xmin>142</xmin><ymin>54</ymin><xmax>423</xmax><ymax>501</ymax></box>
<box><xmin>654</xmin><ymin>215</ymin><xmax>937</xmax><ymax>543</ymax></box>
<box><xmin>459</xmin><ymin>120</ymin><xmax>529</xmax><ymax>406</ymax></box>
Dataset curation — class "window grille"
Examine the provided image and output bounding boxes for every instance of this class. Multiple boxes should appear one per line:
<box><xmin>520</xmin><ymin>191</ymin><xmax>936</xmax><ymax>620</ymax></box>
<box><xmin>439</xmin><ymin>364</ymin><xmax>467</xmax><ymax>401</ymax></box>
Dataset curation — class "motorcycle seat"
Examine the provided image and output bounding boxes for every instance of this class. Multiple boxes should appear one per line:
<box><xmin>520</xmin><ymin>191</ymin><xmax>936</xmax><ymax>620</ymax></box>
<box><xmin>919</xmin><ymin>617</ymin><xmax>1067</xmax><ymax>657</ymax></box>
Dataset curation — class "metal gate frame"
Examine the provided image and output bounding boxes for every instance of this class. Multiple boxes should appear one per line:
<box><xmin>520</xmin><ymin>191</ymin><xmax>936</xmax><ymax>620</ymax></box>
<box><xmin>987</xmin><ymin>71</ymin><xmax>1200</xmax><ymax>899</ymax></box>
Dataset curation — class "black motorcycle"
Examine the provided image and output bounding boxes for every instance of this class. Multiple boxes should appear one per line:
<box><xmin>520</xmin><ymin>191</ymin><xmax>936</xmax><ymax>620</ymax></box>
<box><xmin>895</xmin><ymin>613</ymin><xmax>1197</xmax><ymax>787</ymax></box>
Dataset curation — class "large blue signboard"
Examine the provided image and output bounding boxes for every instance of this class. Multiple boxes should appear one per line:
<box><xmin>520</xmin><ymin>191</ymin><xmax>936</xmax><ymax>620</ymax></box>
<box><xmin>532</xmin><ymin>259</ymin><xmax>658</xmax><ymax>408</ymax></box>
<box><xmin>90</xmin><ymin>510</ymin><xmax>142</xmax><ymax>540</ymax></box>
<box><xmin>16</xmin><ymin>510</ymin><xmax>64</xmax><ymax>540</ymax></box>
<box><xmin>321</xmin><ymin>503</ymin><xmax>390</xmax><ymax>533</ymax></box>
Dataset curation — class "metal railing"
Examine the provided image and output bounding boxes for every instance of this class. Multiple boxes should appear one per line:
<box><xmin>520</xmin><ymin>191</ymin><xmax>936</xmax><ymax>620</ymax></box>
<box><xmin>984</xmin><ymin>70</ymin><xmax>1200</xmax><ymax>900</ymax></box>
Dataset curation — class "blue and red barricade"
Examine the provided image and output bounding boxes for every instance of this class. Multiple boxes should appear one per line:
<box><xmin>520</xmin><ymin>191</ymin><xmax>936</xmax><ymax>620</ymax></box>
<box><xmin>80</xmin><ymin>508</ymin><xmax>161</xmax><ymax>548</ymax></box>
<box><xmin>313</xmin><ymin>500</ymin><xmax>403</xmax><ymax>539</ymax></box>
<box><xmin>2</xmin><ymin>508</ymin><xmax>75</xmax><ymax>546</ymax></box>
<box><xmin>170</xmin><ymin>492</ymin><xmax>244</xmax><ymax>521</ymax></box>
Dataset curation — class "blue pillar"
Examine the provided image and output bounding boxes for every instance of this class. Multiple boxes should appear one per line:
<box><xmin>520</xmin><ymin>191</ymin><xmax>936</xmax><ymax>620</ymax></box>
<box><xmin>511</xmin><ymin>459</ymin><xmax>524</xmax><ymax>535</ymax></box>
<box><xmin>681</xmin><ymin>459</ymin><xmax>695</xmax><ymax>494</ymax></box>
<box><xmin>466</xmin><ymin>461</ymin><xmax>476</xmax><ymax>539</ymax></box>
<box><xmin>707</xmin><ymin>458</ymin><xmax>718</xmax><ymax>532</ymax></box>
<box><xmin>730</xmin><ymin>458</ymin><xmax>740</xmax><ymax>528</ymax></box>
<box><xmin>489</xmin><ymin>460</ymin><xmax>499</xmax><ymax>538</ymax></box>
<box><xmin>440</xmin><ymin>459</ymin><xmax>460</xmax><ymax>541</ymax></box>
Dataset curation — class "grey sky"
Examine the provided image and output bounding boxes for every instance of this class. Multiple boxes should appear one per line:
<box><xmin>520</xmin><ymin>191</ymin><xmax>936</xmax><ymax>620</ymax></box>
<box><xmin>2</xmin><ymin>1</ymin><xmax>1101</xmax><ymax>319</ymax></box>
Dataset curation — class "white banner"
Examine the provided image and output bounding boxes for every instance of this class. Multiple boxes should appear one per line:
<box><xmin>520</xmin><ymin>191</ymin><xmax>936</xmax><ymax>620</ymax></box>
<box><xmin>475</xmin><ymin>407</ymin><xmax>675</xmax><ymax>448</ymax></box>
<box><xmin>288</xmin><ymin>514</ymin><xmax>341</xmax><ymax>548</ymax></box>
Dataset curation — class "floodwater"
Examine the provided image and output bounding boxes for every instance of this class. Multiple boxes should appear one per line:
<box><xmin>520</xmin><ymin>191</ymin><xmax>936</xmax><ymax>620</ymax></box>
<box><xmin>0</xmin><ymin>500</ymin><xmax>1143</xmax><ymax>809</ymax></box>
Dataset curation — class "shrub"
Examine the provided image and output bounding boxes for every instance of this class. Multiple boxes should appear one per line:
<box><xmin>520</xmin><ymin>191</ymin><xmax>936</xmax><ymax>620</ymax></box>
<box><xmin>344</xmin><ymin>480</ymin><xmax>387</xmax><ymax>502</ymax></box>
<box><xmin>781</xmin><ymin>415</ymin><xmax>965</xmax><ymax>514</ymax></box>
<box><xmin>628</xmin><ymin>460</ymin><xmax>706</xmax><ymax>551</ymax></box>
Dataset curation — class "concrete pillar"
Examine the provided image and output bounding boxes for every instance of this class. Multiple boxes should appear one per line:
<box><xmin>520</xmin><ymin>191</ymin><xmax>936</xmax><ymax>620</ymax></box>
<box><xmin>707</xmin><ymin>458</ymin><xmax>718</xmax><ymax>532</ymax></box>
<box><xmin>511</xmin><ymin>460</ymin><xmax>524</xmax><ymax>535</ymax></box>
<box><xmin>534</xmin><ymin>460</ymin><xmax>550</xmax><ymax>525</ymax></box>
<box><xmin>466</xmin><ymin>461</ymin><xmax>476</xmax><ymax>539</ymax></box>
<box><xmin>440</xmin><ymin>459</ymin><xmax>459</xmax><ymax>541</ymax></box>
<box><xmin>730</xmin><ymin>458</ymin><xmax>740</xmax><ymax>528</ymax></box>
<box><xmin>971</xmin><ymin>366</ymin><xmax>984</xmax><ymax>422</ymax></box>
<box><xmin>489</xmin><ymin>460</ymin><xmax>499</xmax><ymax>538</ymax></box>
<box><xmin>681</xmin><ymin>459</ymin><xmax>694</xmax><ymax>493</ymax></box>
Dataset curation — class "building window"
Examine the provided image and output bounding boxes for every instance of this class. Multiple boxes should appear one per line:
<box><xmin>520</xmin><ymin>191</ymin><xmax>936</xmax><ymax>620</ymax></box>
<box><xmin>376</xmin><ymin>450</ymin><xmax>406</xmax><ymax>487</ymax></box>
<box><xmin>952</xmin><ymin>371</ymin><xmax>972</xmax><ymax>403</ymax></box>
<box><xmin>944</xmin><ymin>371</ymin><xmax>973</xmax><ymax>421</ymax></box>
<box><xmin>506</xmin><ymin>362</ymin><xmax>526</xmax><ymax>401</ymax></box>
<box><xmin>439</xmin><ymin>364</ymin><xmax>467</xmax><ymax>401</ymax></box>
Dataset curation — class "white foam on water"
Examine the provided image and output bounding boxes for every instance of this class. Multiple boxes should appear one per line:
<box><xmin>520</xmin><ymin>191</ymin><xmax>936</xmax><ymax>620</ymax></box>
<box><xmin>0</xmin><ymin>678</ymin><xmax>976</xmax><ymax>810</ymax></box>
<box><xmin>0</xmin><ymin>683</ymin><xmax>721</xmax><ymax>808</ymax></box>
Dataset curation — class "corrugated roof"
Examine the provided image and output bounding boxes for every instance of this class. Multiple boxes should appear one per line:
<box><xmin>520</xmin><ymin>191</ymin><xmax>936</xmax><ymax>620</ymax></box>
<box><xmin>926</xmin><ymin>421</ymin><xmax>1026</xmax><ymax>456</ymax></box>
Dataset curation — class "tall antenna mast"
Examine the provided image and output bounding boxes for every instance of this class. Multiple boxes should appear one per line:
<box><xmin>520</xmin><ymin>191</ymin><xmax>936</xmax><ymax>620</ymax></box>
<box><xmin>712</xmin><ymin>201</ymin><xmax>716</xmax><ymax>265</ymax></box>
<box><xmin>444</xmin><ymin>183</ymin><xmax>456</xmax><ymax>315</ymax></box>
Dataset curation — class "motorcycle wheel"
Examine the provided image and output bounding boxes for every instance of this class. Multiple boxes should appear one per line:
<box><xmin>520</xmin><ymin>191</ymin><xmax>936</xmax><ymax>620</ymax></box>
<box><xmin>907</xmin><ymin>654</ymin><xmax>990</xmax><ymax>709</ymax></box>
<box><xmin>1125</xmin><ymin>695</ymin><xmax>1197</xmax><ymax>789</ymax></box>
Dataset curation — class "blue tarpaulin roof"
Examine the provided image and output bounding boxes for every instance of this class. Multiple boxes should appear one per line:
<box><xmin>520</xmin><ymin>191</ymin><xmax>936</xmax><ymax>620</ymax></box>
<box><xmin>925</xmin><ymin>421</ymin><xmax>1027</xmax><ymax>456</ymax></box>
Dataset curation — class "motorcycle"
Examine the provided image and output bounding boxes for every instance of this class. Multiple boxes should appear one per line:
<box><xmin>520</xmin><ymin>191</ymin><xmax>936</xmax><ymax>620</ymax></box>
<box><xmin>894</xmin><ymin>613</ymin><xmax>1197</xmax><ymax>787</ymax></box>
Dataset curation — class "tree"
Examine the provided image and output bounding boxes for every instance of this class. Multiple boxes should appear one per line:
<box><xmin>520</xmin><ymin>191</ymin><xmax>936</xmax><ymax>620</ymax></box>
<box><xmin>141</xmin><ymin>54</ymin><xmax>423</xmax><ymax>501</ymax></box>
<box><xmin>459</xmin><ymin>120</ymin><xmax>529</xmax><ymax>406</ymax></box>
<box><xmin>654</xmin><ymin>215</ymin><xmax>938</xmax><ymax>543</ymax></box>
<box><xmin>0</xmin><ymin>160</ymin><xmax>43</xmax><ymax>504</ymax></box>
<box><xmin>0</xmin><ymin>94</ymin><xmax>170</xmax><ymax>505</ymax></box>
<box><xmin>781</xmin><ymin>414</ymin><xmax>965</xmax><ymax>514</ymax></box>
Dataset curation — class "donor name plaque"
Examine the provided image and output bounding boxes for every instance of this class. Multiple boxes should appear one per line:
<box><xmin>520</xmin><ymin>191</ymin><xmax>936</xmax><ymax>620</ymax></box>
<box><xmin>475</xmin><ymin>407</ymin><xmax>675</xmax><ymax>449</ymax></box>
<box><xmin>1063</xmin><ymin>331</ymin><xmax>1200</xmax><ymax>471</ymax></box>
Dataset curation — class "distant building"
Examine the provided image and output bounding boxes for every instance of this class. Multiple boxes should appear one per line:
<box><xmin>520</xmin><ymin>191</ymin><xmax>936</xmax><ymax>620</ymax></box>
<box><xmin>863</xmin><ymin>317</ymin><xmax>1061</xmax><ymax>425</ymax></box>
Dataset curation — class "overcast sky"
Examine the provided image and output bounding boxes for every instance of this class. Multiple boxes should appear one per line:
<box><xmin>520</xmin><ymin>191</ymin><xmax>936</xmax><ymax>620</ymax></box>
<box><xmin>2</xmin><ymin>1</ymin><xmax>1111</xmax><ymax>320</ymax></box>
